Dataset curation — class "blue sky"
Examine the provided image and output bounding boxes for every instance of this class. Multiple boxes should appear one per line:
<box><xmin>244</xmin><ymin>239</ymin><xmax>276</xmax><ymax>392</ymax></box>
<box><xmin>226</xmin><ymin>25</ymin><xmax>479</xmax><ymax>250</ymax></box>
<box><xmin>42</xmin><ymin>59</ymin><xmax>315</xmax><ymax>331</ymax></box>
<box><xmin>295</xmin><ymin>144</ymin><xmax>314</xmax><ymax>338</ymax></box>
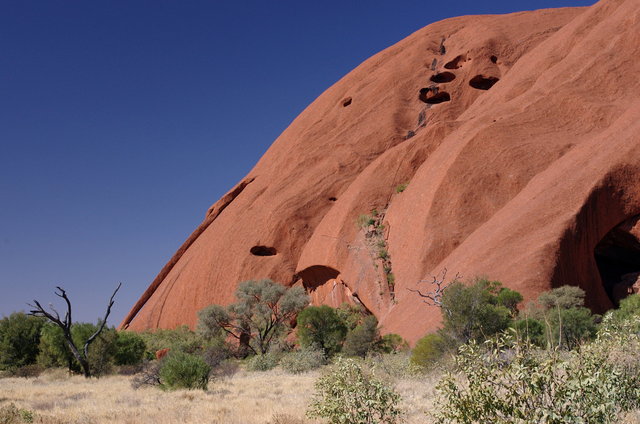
<box><xmin>0</xmin><ymin>0</ymin><xmax>595</xmax><ymax>326</ymax></box>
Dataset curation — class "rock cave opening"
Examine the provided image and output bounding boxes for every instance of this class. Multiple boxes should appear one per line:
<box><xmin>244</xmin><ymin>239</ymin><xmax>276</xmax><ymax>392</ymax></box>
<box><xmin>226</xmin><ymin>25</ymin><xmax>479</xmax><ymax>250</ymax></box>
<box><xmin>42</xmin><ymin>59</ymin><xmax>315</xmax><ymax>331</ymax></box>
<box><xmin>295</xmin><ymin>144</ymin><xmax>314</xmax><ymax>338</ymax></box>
<box><xmin>594</xmin><ymin>217</ymin><xmax>640</xmax><ymax>305</ymax></box>
<box><xmin>430</xmin><ymin>71</ymin><xmax>456</xmax><ymax>83</ymax></box>
<box><xmin>469</xmin><ymin>75</ymin><xmax>500</xmax><ymax>90</ymax></box>
<box><xmin>328</xmin><ymin>197</ymin><xmax>337</xmax><ymax>202</ymax></box>
<box><xmin>297</xmin><ymin>265</ymin><xmax>340</xmax><ymax>291</ymax></box>
<box><xmin>419</xmin><ymin>88</ymin><xmax>451</xmax><ymax>104</ymax></box>
<box><xmin>250</xmin><ymin>246</ymin><xmax>277</xmax><ymax>256</ymax></box>
<box><xmin>444</xmin><ymin>54</ymin><xmax>467</xmax><ymax>69</ymax></box>
<box><xmin>490</xmin><ymin>55</ymin><xmax>498</xmax><ymax>63</ymax></box>
<box><xmin>342</xmin><ymin>97</ymin><xmax>352</xmax><ymax>107</ymax></box>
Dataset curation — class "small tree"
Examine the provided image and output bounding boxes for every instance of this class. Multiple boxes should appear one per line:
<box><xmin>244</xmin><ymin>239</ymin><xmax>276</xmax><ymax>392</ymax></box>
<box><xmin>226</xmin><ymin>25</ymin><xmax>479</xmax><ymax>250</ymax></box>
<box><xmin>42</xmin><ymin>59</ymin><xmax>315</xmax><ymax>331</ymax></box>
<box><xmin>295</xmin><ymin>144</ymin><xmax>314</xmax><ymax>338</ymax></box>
<box><xmin>342</xmin><ymin>315</ymin><xmax>380</xmax><ymax>358</ymax></box>
<box><xmin>198</xmin><ymin>279</ymin><xmax>309</xmax><ymax>355</ymax></box>
<box><xmin>297</xmin><ymin>305</ymin><xmax>347</xmax><ymax>357</ymax></box>
<box><xmin>28</xmin><ymin>283</ymin><xmax>121</xmax><ymax>378</ymax></box>
<box><xmin>113</xmin><ymin>331</ymin><xmax>146</xmax><ymax>366</ymax></box>
<box><xmin>307</xmin><ymin>357</ymin><xmax>403</xmax><ymax>424</ymax></box>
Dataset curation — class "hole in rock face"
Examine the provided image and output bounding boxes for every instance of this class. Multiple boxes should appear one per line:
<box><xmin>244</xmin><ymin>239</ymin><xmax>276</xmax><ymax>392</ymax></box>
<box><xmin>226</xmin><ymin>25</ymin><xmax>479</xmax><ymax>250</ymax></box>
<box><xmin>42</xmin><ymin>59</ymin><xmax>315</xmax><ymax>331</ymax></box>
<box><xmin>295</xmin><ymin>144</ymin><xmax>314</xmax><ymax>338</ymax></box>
<box><xmin>444</xmin><ymin>54</ymin><xmax>467</xmax><ymax>69</ymax></box>
<box><xmin>469</xmin><ymin>75</ymin><xmax>500</xmax><ymax>90</ymax></box>
<box><xmin>342</xmin><ymin>97</ymin><xmax>352</xmax><ymax>107</ymax></box>
<box><xmin>250</xmin><ymin>246</ymin><xmax>277</xmax><ymax>256</ymax></box>
<box><xmin>328</xmin><ymin>197</ymin><xmax>337</xmax><ymax>202</ymax></box>
<box><xmin>430</xmin><ymin>72</ymin><xmax>456</xmax><ymax>83</ymax></box>
<box><xmin>594</xmin><ymin>217</ymin><xmax>640</xmax><ymax>305</ymax></box>
<box><xmin>419</xmin><ymin>87</ymin><xmax>451</xmax><ymax>104</ymax></box>
<box><xmin>490</xmin><ymin>55</ymin><xmax>498</xmax><ymax>64</ymax></box>
<box><xmin>298</xmin><ymin>265</ymin><xmax>340</xmax><ymax>291</ymax></box>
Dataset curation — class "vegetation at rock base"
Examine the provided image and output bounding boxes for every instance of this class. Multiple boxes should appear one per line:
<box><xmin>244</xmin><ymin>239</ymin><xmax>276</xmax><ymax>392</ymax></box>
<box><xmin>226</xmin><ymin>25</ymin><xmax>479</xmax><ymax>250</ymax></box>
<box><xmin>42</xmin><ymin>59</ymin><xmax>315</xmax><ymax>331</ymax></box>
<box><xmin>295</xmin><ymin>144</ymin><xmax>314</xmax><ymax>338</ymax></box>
<box><xmin>306</xmin><ymin>357</ymin><xmax>403</xmax><ymax>424</ymax></box>
<box><xmin>197</xmin><ymin>279</ymin><xmax>309</xmax><ymax>355</ymax></box>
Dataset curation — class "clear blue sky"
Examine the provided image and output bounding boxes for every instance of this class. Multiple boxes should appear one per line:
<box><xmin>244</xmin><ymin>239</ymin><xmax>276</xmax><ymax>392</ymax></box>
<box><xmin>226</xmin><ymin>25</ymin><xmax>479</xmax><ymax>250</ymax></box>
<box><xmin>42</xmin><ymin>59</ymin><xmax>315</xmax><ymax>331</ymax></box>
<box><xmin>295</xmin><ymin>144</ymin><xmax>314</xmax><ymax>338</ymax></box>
<box><xmin>0</xmin><ymin>0</ymin><xmax>595</xmax><ymax>326</ymax></box>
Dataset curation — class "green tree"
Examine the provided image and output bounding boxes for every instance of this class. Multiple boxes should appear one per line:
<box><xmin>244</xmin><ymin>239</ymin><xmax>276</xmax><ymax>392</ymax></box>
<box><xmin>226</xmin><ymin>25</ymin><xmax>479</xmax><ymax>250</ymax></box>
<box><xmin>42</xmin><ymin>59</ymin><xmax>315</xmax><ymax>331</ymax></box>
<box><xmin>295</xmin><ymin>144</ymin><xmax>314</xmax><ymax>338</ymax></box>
<box><xmin>342</xmin><ymin>315</ymin><xmax>380</xmax><ymax>358</ymax></box>
<box><xmin>297</xmin><ymin>305</ymin><xmax>347</xmax><ymax>357</ymax></box>
<box><xmin>0</xmin><ymin>312</ymin><xmax>45</xmax><ymax>370</ymax></box>
<box><xmin>113</xmin><ymin>331</ymin><xmax>146</xmax><ymax>366</ymax></box>
<box><xmin>198</xmin><ymin>279</ymin><xmax>309</xmax><ymax>355</ymax></box>
<box><xmin>439</xmin><ymin>279</ymin><xmax>514</xmax><ymax>346</ymax></box>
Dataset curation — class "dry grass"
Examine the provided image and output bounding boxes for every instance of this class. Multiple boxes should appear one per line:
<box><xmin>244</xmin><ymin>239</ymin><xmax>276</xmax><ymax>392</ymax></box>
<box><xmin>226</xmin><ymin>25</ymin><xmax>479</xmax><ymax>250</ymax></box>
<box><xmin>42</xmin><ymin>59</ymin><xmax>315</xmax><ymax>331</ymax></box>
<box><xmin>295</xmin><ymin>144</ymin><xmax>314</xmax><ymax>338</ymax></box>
<box><xmin>0</xmin><ymin>367</ymin><xmax>438</xmax><ymax>424</ymax></box>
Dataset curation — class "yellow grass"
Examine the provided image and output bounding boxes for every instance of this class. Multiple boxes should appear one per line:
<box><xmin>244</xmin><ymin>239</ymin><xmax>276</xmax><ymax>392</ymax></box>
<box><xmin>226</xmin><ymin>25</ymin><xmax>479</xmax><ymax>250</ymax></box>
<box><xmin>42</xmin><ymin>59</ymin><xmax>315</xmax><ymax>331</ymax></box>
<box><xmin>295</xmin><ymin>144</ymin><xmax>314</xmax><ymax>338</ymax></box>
<box><xmin>0</xmin><ymin>367</ymin><xmax>438</xmax><ymax>424</ymax></box>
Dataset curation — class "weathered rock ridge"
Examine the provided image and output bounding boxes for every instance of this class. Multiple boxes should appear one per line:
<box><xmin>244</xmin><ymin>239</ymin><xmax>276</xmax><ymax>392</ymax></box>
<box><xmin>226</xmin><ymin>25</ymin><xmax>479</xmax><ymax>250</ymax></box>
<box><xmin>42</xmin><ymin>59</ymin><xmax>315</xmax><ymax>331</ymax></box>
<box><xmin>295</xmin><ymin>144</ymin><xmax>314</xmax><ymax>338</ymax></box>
<box><xmin>122</xmin><ymin>0</ymin><xmax>640</xmax><ymax>343</ymax></box>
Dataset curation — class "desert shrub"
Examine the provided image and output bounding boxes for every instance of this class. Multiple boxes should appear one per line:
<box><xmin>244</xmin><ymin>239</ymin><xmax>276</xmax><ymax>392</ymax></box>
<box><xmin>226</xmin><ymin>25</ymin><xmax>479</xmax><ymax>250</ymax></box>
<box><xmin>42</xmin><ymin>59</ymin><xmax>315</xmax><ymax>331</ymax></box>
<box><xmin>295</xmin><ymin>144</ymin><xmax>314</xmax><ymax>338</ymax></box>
<box><xmin>139</xmin><ymin>325</ymin><xmax>204</xmax><ymax>356</ymax></box>
<box><xmin>280</xmin><ymin>347</ymin><xmax>325</xmax><ymax>374</ymax></box>
<box><xmin>198</xmin><ymin>279</ymin><xmax>309</xmax><ymax>355</ymax></box>
<box><xmin>523</xmin><ymin>285</ymin><xmax>598</xmax><ymax>349</ymax></box>
<box><xmin>10</xmin><ymin>364</ymin><xmax>44</xmax><ymax>378</ymax></box>
<box><xmin>439</xmin><ymin>279</ymin><xmax>515</xmax><ymax>347</ymax></box>
<box><xmin>159</xmin><ymin>351</ymin><xmax>210</xmax><ymax>390</ymax></box>
<box><xmin>336</xmin><ymin>303</ymin><xmax>367</xmax><ymax>331</ymax></box>
<box><xmin>376</xmin><ymin>333</ymin><xmax>409</xmax><ymax>354</ymax></box>
<box><xmin>246</xmin><ymin>351</ymin><xmax>282</xmax><ymax>371</ymax></box>
<box><xmin>410</xmin><ymin>333</ymin><xmax>446</xmax><ymax>370</ymax></box>
<box><xmin>342</xmin><ymin>315</ymin><xmax>380</xmax><ymax>358</ymax></box>
<box><xmin>131</xmin><ymin>359</ymin><xmax>162</xmax><ymax>389</ymax></box>
<box><xmin>366</xmin><ymin>352</ymin><xmax>416</xmax><ymax>379</ymax></box>
<box><xmin>611</xmin><ymin>293</ymin><xmax>640</xmax><ymax>327</ymax></box>
<box><xmin>202</xmin><ymin>337</ymin><xmax>231</xmax><ymax>368</ymax></box>
<box><xmin>433</xmin><ymin>330</ymin><xmax>640</xmax><ymax>424</ymax></box>
<box><xmin>268</xmin><ymin>413</ymin><xmax>306</xmax><ymax>424</ymax></box>
<box><xmin>511</xmin><ymin>317</ymin><xmax>546</xmax><ymax>347</ymax></box>
<box><xmin>307</xmin><ymin>357</ymin><xmax>403</xmax><ymax>424</ymax></box>
<box><xmin>113</xmin><ymin>331</ymin><xmax>146</xmax><ymax>366</ymax></box>
<box><xmin>0</xmin><ymin>403</ymin><xmax>35</xmax><ymax>424</ymax></box>
<box><xmin>0</xmin><ymin>312</ymin><xmax>45</xmax><ymax>370</ymax></box>
<box><xmin>297</xmin><ymin>305</ymin><xmax>347</xmax><ymax>357</ymax></box>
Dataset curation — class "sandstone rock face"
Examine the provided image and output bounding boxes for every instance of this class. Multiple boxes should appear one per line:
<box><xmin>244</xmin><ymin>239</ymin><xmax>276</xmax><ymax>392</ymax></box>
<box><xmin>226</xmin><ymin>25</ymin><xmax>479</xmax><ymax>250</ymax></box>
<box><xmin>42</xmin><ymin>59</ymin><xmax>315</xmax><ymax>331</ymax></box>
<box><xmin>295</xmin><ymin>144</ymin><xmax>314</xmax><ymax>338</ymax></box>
<box><xmin>122</xmin><ymin>0</ymin><xmax>640</xmax><ymax>343</ymax></box>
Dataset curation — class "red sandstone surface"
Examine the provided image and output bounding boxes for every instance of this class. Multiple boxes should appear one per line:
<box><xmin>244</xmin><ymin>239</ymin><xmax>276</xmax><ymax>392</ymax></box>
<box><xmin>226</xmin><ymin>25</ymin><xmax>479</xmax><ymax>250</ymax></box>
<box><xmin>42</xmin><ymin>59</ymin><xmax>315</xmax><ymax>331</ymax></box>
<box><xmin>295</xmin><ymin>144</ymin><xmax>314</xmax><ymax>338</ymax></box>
<box><xmin>122</xmin><ymin>0</ymin><xmax>640</xmax><ymax>343</ymax></box>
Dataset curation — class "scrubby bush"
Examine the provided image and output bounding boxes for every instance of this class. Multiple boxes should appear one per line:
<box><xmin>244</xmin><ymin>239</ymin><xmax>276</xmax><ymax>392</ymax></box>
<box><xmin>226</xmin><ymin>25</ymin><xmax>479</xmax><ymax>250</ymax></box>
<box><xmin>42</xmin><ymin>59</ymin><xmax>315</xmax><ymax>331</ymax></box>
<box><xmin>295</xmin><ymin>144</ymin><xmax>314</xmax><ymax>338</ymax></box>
<box><xmin>307</xmin><ymin>357</ymin><xmax>403</xmax><ymax>424</ymax></box>
<box><xmin>113</xmin><ymin>331</ymin><xmax>146</xmax><ymax>366</ymax></box>
<box><xmin>521</xmin><ymin>285</ymin><xmax>598</xmax><ymax>349</ymax></box>
<box><xmin>434</xmin><ymin>327</ymin><xmax>640</xmax><ymax>424</ymax></box>
<box><xmin>342</xmin><ymin>315</ymin><xmax>380</xmax><ymax>358</ymax></box>
<box><xmin>280</xmin><ymin>347</ymin><xmax>325</xmax><ymax>374</ymax></box>
<box><xmin>246</xmin><ymin>351</ymin><xmax>282</xmax><ymax>371</ymax></box>
<box><xmin>0</xmin><ymin>403</ymin><xmax>35</xmax><ymax>424</ymax></box>
<box><xmin>410</xmin><ymin>333</ymin><xmax>446</xmax><ymax>370</ymax></box>
<box><xmin>139</xmin><ymin>325</ymin><xmax>205</xmax><ymax>356</ymax></box>
<box><xmin>297</xmin><ymin>305</ymin><xmax>347</xmax><ymax>357</ymax></box>
<box><xmin>375</xmin><ymin>333</ymin><xmax>409</xmax><ymax>354</ymax></box>
<box><xmin>511</xmin><ymin>317</ymin><xmax>546</xmax><ymax>347</ymax></box>
<box><xmin>366</xmin><ymin>352</ymin><xmax>416</xmax><ymax>379</ymax></box>
<box><xmin>0</xmin><ymin>312</ymin><xmax>45</xmax><ymax>370</ymax></box>
<box><xmin>159</xmin><ymin>351</ymin><xmax>210</xmax><ymax>390</ymax></box>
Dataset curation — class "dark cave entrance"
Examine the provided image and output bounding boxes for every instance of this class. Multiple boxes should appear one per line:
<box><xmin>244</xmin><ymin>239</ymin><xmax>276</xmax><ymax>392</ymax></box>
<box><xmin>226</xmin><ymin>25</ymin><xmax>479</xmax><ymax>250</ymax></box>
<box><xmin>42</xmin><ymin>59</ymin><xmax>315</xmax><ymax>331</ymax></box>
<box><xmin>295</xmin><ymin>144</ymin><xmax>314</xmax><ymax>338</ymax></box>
<box><xmin>594</xmin><ymin>216</ymin><xmax>640</xmax><ymax>306</ymax></box>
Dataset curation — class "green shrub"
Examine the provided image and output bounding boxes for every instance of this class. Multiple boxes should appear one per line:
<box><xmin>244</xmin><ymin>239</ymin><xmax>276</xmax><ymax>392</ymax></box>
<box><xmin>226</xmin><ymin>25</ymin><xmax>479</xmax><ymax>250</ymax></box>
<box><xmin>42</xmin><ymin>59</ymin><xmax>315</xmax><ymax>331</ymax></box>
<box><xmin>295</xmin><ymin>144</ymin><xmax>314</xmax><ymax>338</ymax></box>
<box><xmin>440</xmin><ymin>279</ymin><xmax>514</xmax><ymax>346</ymax></box>
<box><xmin>159</xmin><ymin>351</ymin><xmax>210</xmax><ymax>390</ymax></box>
<box><xmin>366</xmin><ymin>352</ymin><xmax>416</xmax><ymax>379</ymax></box>
<box><xmin>246</xmin><ymin>352</ymin><xmax>281</xmax><ymax>371</ymax></box>
<box><xmin>307</xmin><ymin>357</ymin><xmax>402</xmax><ymax>424</ymax></box>
<box><xmin>511</xmin><ymin>317</ymin><xmax>546</xmax><ymax>347</ymax></box>
<box><xmin>113</xmin><ymin>331</ymin><xmax>146</xmax><ymax>366</ymax></box>
<box><xmin>395</xmin><ymin>183</ymin><xmax>408</xmax><ymax>193</ymax></box>
<box><xmin>0</xmin><ymin>312</ymin><xmax>45</xmax><ymax>370</ymax></box>
<box><xmin>410</xmin><ymin>333</ymin><xmax>446</xmax><ymax>370</ymax></box>
<box><xmin>297</xmin><ymin>306</ymin><xmax>347</xmax><ymax>357</ymax></box>
<box><xmin>139</xmin><ymin>325</ymin><xmax>205</xmax><ymax>356</ymax></box>
<box><xmin>434</xmin><ymin>330</ymin><xmax>640</xmax><ymax>423</ymax></box>
<box><xmin>280</xmin><ymin>347</ymin><xmax>326</xmax><ymax>374</ymax></box>
<box><xmin>342</xmin><ymin>315</ymin><xmax>379</xmax><ymax>358</ymax></box>
<box><xmin>375</xmin><ymin>333</ymin><xmax>409</xmax><ymax>354</ymax></box>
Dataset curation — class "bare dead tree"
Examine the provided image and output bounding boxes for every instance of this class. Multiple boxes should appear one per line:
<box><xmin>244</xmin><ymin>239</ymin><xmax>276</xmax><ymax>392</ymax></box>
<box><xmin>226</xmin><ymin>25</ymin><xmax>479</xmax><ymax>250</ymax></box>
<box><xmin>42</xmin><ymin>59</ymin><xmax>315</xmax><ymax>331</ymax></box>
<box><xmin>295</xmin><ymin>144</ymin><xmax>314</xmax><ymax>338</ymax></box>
<box><xmin>408</xmin><ymin>268</ymin><xmax>461</xmax><ymax>308</ymax></box>
<box><xmin>28</xmin><ymin>283</ymin><xmax>122</xmax><ymax>378</ymax></box>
